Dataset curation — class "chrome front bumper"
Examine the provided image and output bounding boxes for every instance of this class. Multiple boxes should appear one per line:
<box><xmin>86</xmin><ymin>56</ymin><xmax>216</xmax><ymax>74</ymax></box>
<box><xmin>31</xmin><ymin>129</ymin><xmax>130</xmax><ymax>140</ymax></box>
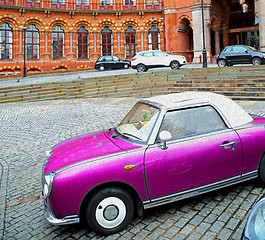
<box><xmin>44</xmin><ymin>203</ymin><xmax>80</xmax><ymax>225</ymax></box>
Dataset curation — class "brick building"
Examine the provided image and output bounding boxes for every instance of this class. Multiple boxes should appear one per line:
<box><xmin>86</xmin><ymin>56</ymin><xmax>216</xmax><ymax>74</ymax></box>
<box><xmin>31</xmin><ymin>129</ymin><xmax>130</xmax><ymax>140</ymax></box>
<box><xmin>0</xmin><ymin>0</ymin><xmax>263</xmax><ymax>74</ymax></box>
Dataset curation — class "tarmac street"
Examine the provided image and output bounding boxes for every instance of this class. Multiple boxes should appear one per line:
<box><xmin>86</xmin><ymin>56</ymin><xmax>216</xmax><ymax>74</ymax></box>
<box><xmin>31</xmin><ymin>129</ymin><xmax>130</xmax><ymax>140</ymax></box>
<box><xmin>0</xmin><ymin>96</ymin><xmax>265</xmax><ymax>240</ymax></box>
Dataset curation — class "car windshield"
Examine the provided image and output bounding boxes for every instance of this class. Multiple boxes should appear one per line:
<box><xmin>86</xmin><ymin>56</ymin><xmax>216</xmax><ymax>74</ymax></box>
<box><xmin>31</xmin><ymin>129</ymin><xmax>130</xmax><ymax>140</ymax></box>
<box><xmin>97</xmin><ymin>57</ymin><xmax>105</xmax><ymax>62</ymax></box>
<box><xmin>116</xmin><ymin>102</ymin><xmax>160</xmax><ymax>142</ymax></box>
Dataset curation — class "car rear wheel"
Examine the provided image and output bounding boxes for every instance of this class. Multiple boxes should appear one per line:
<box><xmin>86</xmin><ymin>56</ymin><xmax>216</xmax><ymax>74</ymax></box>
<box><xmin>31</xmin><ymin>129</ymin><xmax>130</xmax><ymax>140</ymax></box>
<box><xmin>85</xmin><ymin>187</ymin><xmax>134</xmax><ymax>235</ymax></box>
<box><xmin>136</xmin><ymin>64</ymin><xmax>146</xmax><ymax>72</ymax></box>
<box><xmin>252</xmin><ymin>57</ymin><xmax>261</xmax><ymax>66</ymax></box>
<box><xmin>259</xmin><ymin>155</ymin><xmax>265</xmax><ymax>184</ymax></box>
<box><xmin>217</xmin><ymin>59</ymin><xmax>226</xmax><ymax>67</ymax></box>
<box><xmin>170</xmin><ymin>61</ymin><xmax>180</xmax><ymax>70</ymax></box>
<box><xmin>124</xmin><ymin>64</ymin><xmax>129</xmax><ymax>69</ymax></box>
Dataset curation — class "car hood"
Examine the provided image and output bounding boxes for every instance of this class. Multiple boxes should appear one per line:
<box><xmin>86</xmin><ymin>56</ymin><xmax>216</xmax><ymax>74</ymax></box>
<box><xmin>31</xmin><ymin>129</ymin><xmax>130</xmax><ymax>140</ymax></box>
<box><xmin>44</xmin><ymin>130</ymin><xmax>141</xmax><ymax>173</ymax></box>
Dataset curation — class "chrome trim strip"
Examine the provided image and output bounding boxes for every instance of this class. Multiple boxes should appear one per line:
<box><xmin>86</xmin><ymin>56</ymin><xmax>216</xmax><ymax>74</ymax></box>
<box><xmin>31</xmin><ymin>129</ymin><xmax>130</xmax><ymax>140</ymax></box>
<box><xmin>242</xmin><ymin>170</ymin><xmax>258</xmax><ymax>178</ymax></box>
<box><xmin>44</xmin><ymin>204</ymin><xmax>80</xmax><ymax>225</ymax></box>
<box><xmin>143</xmin><ymin>171</ymin><xmax>258</xmax><ymax>209</ymax></box>
<box><xmin>143</xmin><ymin>200</ymin><xmax>151</xmax><ymax>205</ymax></box>
<box><xmin>137</xmin><ymin>100</ymin><xmax>167</xmax><ymax>145</ymax></box>
<box><xmin>147</xmin><ymin>106</ymin><xmax>167</xmax><ymax>145</ymax></box>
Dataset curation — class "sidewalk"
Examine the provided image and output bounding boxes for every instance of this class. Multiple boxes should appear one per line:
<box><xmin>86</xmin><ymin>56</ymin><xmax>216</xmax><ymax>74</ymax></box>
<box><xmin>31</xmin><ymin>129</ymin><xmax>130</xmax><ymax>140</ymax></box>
<box><xmin>0</xmin><ymin>63</ymin><xmax>218</xmax><ymax>88</ymax></box>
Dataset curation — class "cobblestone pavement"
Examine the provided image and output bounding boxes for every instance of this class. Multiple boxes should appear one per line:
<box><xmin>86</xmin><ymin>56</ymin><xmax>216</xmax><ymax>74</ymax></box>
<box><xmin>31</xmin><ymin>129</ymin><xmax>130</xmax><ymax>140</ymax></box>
<box><xmin>0</xmin><ymin>98</ymin><xmax>265</xmax><ymax>240</ymax></box>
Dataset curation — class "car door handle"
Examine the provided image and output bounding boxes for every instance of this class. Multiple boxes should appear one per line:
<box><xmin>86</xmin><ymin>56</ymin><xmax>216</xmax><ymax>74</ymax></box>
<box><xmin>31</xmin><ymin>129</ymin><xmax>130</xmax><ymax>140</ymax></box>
<box><xmin>219</xmin><ymin>140</ymin><xmax>237</xmax><ymax>148</ymax></box>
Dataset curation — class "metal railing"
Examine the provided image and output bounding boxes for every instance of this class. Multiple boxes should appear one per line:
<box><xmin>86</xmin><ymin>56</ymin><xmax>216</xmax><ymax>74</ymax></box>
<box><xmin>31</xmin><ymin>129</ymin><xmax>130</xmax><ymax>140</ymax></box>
<box><xmin>0</xmin><ymin>0</ymin><xmax>163</xmax><ymax>11</ymax></box>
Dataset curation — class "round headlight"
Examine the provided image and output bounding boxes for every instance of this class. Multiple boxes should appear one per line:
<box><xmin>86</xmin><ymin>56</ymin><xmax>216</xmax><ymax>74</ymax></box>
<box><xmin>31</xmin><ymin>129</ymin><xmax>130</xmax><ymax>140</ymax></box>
<box><xmin>243</xmin><ymin>196</ymin><xmax>265</xmax><ymax>240</ymax></box>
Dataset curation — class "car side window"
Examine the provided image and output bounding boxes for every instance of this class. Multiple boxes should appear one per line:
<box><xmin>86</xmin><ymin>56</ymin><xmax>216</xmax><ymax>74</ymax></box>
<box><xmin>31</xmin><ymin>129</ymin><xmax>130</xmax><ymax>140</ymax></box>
<box><xmin>142</xmin><ymin>52</ymin><xmax>153</xmax><ymax>57</ymax></box>
<box><xmin>153</xmin><ymin>51</ymin><xmax>165</xmax><ymax>57</ymax></box>
<box><xmin>157</xmin><ymin>106</ymin><xmax>227</xmax><ymax>141</ymax></box>
<box><xmin>105</xmin><ymin>56</ymin><xmax>113</xmax><ymax>61</ymax></box>
<box><xmin>113</xmin><ymin>56</ymin><xmax>119</xmax><ymax>61</ymax></box>
<box><xmin>233</xmin><ymin>46</ymin><xmax>247</xmax><ymax>52</ymax></box>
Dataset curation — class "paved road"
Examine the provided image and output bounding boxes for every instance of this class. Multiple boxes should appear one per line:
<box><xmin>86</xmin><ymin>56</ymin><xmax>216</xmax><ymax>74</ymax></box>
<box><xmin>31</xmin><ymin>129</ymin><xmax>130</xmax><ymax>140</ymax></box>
<box><xmin>0</xmin><ymin>98</ymin><xmax>265</xmax><ymax>240</ymax></box>
<box><xmin>0</xmin><ymin>63</ymin><xmax>219</xmax><ymax>88</ymax></box>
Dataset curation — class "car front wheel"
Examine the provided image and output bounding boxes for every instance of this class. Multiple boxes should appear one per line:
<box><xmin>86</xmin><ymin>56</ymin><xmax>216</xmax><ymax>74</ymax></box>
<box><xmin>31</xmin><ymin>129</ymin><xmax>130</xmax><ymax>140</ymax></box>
<box><xmin>136</xmin><ymin>64</ymin><xmax>146</xmax><ymax>72</ymax></box>
<box><xmin>252</xmin><ymin>57</ymin><xmax>261</xmax><ymax>66</ymax></box>
<box><xmin>99</xmin><ymin>65</ymin><xmax>105</xmax><ymax>71</ymax></box>
<box><xmin>85</xmin><ymin>187</ymin><xmax>134</xmax><ymax>235</ymax></box>
<box><xmin>217</xmin><ymin>59</ymin><xmax>226</xmax><ymax>67</ymax></box>
<box><xmin>170</xmin><ymin>61</ymin><xmax>180</xmax><ymax>70</ymax></box>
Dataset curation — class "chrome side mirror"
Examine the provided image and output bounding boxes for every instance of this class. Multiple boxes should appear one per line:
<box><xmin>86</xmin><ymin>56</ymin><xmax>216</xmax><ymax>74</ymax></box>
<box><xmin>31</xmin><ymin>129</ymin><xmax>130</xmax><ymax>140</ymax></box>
<box><xmin>159</xmin><ymin>131</ymin><xmax>172</xmax><ymax>150</ymax></box>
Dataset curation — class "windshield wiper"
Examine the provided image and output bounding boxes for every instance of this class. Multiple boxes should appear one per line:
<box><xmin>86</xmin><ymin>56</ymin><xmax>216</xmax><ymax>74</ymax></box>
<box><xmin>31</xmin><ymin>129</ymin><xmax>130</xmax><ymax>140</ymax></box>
<box><xmin>122</xmin><ymin>132</ymin><xmax>141</xmax><ymax>140</ymax></box>
<box><xmin>111</xmin><ymin>128</ymin><xmax>119</xmax><ymax>139</ymax></box>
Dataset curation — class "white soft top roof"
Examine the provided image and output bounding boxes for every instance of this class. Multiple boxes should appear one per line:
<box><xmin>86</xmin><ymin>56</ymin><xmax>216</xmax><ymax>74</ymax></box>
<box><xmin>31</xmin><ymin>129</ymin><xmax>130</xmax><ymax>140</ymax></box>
<box><xmin>148</xmin><ymin>92</ymin><xmax>253</xmax><ymax>128</ymax></box>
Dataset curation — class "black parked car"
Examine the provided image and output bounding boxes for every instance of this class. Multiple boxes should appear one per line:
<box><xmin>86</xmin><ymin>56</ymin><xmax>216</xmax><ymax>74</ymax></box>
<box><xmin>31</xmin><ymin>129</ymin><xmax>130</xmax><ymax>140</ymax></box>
<box><xmin>217</xmin><ymin>45</ymin><xmax>265</xmax><ymax>67</ymax></box>
<box><xmin>241</xmin><ymin>194</ymin><xmax>265</xmax><ymax>240</ymax></box>
<box><xmin>95</xmin><ymin>56</ymin><xmax>131</xmax><ymax>71</ymax></box>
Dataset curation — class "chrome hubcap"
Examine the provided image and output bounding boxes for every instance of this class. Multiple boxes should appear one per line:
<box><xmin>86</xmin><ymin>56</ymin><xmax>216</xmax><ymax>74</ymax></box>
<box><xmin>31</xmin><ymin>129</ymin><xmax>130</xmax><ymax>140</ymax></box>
<box><xmin>219</xmin><ymin>61</ymin><xmax>225</xmax><ymax>67</ymax></box>
<box><xmin>95</xmin><ymin>197</ymin><xmax>126</xmax><ymax>229</ymax></box>
<box><xmin>138</xmin><ymin>66</ymin><xmax>144</xmax><ymax>72</ymax></box>
<box><xmin>103</xmin><ymin>205</ymin><xmax>119</xmax><ymax>221</ymax></box>
<box><xmin>172</xmin><ymin>63</ymin><xmax>178</xmax><ymax>69</ymax></box>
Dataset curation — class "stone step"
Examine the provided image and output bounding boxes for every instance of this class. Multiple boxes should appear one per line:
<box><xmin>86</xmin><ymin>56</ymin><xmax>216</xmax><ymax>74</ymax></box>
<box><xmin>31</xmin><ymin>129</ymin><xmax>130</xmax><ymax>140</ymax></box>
<box><xmin>1</xmin><ymin>65</ymin><xmax>265</xmax><ymax>104</ymax></box>
<box><xmin>0</xmin><ymin>95</ymin><xmax>23</xmax><ymax>103</ymax></box>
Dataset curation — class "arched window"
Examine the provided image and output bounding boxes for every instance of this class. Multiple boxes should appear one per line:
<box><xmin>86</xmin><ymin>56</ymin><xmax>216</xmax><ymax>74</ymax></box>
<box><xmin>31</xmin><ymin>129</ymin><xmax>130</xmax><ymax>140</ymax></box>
<box><xmin>77</xmin><ymin>26</ymin><xmax>89</xmax><ymax>59</ymax></box>
<box><xmin>26</xmin><ymin>25</ymin><xmax>39</xmax><ymax>59</ymax></box>
<box><xmin>125</xmin><ymin>26</ymin><xmax>136</xmax><ymax>58</ymax></box>
<box><xmin>0</xmin><ymin>23</ymin><xmax>13</xmax><ymax>60</ymax></box>
<box><xmin>52</xmin><ymin>26</ymin><xmax>64</xmax><ymax>59</ymax></box>
<box><xmin>101</xmin><ymin>26</ymin><xmax>112</xmax><ymax>56</ymax></box>
<box><xmin>148</xmin><ymin>25</ymin><xmax>160</xmax><ymax>50</ymax></box>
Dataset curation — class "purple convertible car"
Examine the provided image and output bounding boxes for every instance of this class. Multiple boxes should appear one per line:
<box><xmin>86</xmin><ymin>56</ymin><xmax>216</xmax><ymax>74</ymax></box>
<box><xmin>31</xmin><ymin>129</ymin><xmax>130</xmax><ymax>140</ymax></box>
<box><xmin>42</xmin><ymin>92</ymin><xmax>265</xmax><ymax>235</ymax></box>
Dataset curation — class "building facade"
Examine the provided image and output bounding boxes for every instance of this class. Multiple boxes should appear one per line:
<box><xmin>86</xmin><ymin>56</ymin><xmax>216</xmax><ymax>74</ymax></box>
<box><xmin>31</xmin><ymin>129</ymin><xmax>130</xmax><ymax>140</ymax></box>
<box><xmin>0</xmin><ymin>0</ymin><xmax>264</xmax><ymax>74</ymax></box>
<box><xmin>164</xmin><ymin>0</ymin><xmax>264</xmax><ymax>63</ymax></box>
